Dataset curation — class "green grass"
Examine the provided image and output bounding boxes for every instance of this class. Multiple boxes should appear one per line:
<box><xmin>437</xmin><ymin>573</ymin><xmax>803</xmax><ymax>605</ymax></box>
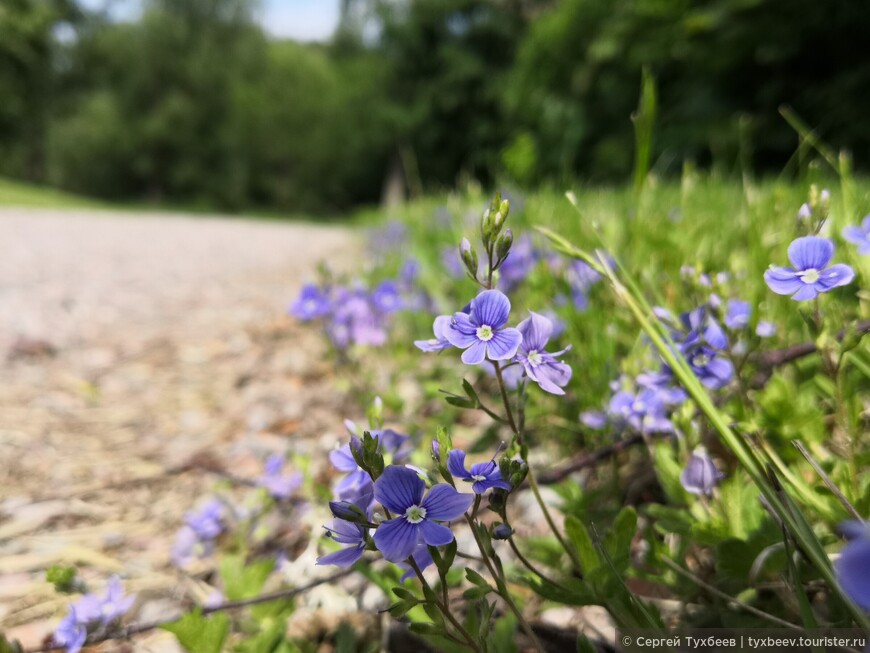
<box><xmin>0</xmin><ymin>177</ymin><xmax>112</xmax><ymax>209</ymax></box>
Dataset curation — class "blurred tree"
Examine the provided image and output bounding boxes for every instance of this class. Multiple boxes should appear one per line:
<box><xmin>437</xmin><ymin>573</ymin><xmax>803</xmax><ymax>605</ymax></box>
<box><xmin>375</xmin><ymin>0</ymin><xmax>527</xmax><ymax>189</ymax></box>
<box><xmin>0</xmin><ymin>0</ymin><xmax>78</xmax><ymax>179</ymax></box>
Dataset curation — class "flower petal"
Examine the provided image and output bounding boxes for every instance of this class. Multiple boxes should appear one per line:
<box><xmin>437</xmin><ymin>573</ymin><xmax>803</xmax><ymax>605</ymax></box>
<box><xmin>787</xmin><ymin>236</ymin><xmax>834</xmax><ymax>270</ymax></box>
<box><xmin>486</xmin><ymin>328</ymin><xmax>522</xmax><ymax>360</ymax></box>
<box><xmin>818</xmin><ymin>263</ymin><xmax>855</xmax><ymax>290</ymax></box>
<box><xmin>374</xmin><ymin>465</ymin><xmax>425</xmax><ymax>514</ymax></box>
<box><xmin>471</xmin><ymin>290</ymin><xmax>511</xmax><ymax>329</ymax></box>
<box><xmin>317</xmin><ymin>544</ymin><xmax>365</xmax><ymax>567</ymax></box>
<box><xmin>445</xmin><ymin>313</ymin><xmax>479</xmax><ymax>348</ymax></box>
<box><xmin>419</xmin><ymin>520</ymin><xmax>455</xmax><ymax>547</ymax></box>
<box><xmin>422</xmin><ymin>484</ymin><xmax>473</xmax><ymax>521</ymax></box>
<box><xmin>446</xmin><ymin>450</ymin><xmax>470</xmax><ymax>479</ymax></box>
<box><xmin>764</xmin><ymin>267</ymin><xmax>802</xmax><ymax>296</ymax></box>
<box><xmin>790</xmin><ymin>283</ymin><xmax>819</xmax><ymax>301</ymax></box>
<box><xmin>842</xmin><ymin>225</ymin><xmax>867</xmax><ymax>245</ymax></box>
<box><xmin>517</xmin><ymin>311</ymin><xmax>553</xmax><ymax>352</ymax></box>
<box><xmin>461</xmin><ymin>340</ymin><xmax>488</xmax><ymax>365</ymax></box>
<box><xmin>329</xmin><ymin>446</ymin><xmax>358</xmax><ymax>472</ymax></box>
<box><xmin>836</xmin><ymin>537</ymin><xmax>870</xmax><ymax>610</ymax></box>
<box><xmin>373</xmin><ymin>517</ymin><xmax>420</xmax><ymax>562</ymax></box>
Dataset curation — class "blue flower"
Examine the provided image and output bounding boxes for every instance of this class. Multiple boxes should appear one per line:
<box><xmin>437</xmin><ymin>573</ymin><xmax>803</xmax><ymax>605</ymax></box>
<box><xmin>54</xmin><ymin>607</ymin><xmax>87</xmax><ymax>653</ymax></box>
<box><xmin>756</xmin><ymin>321</ymin><xmax>776</xmax><ymax>338</ymax></box>
<box><xmin>835</xmin><ymin>521</ymin><xmax>870</xmax><ymax>610</ymax></box>
<box><xmin>371</xmin><ymin>281</ymin><xmax>403</xmax><ymax>313</ymax></box>
<box><xmin>515</xmin><ymin>311</ymin><xmax>572</xmax><ymax>395</ymax></box>
<box><xmin>415</xmin><ymin>315</ymin><xmax>453</xmax><ymax>352</ymax></box>
<box><xmin>447</xmin><ymin>449</ymin><xmax>511</xmax><ymax>494</ymax></box>
<box><xmin>185</xmin><ymin>499</ymin><xmax>224</xmax><ymax>540</ymax></box>
<box><xmin>317</xmin><ymin>519</ymin><xmax>369</xmax><ymax>567</ymax></box>
<box><xmin>843</xmin><ymin>216</ymin><xmax>870</xmax><ymax>255</ymax></box>
<box><xmin>680</xmin><ymin>449</ymin><xmax>725</xmax><ymax>496</ymax></box>
<box><xmin>290</xmin><ymin>284</ymin><xmax>331</xmax><ymax>321</ymax></box>
<box><xmin>608</xmin><ymin>389</ymin><xmax>674</xmax><ymax>434</ymax></box>
<box><xmin>445</xmin><ymin>290</ymin><xmax>522</xmax><ymax>365</ymax></box>
<box><xmin>54</xmin><ymin>577</ymin><xmax>135</xmax><ymax>653</ymax></box>
<box><xmin>372</xmin><ymin>466</ymin><xmax>472</xmax><ymax>562</ymax></box>
<box><xmin>258</xmin><ymin>455</ymin><xmax>302</xmax><ymax>500</ymax></box>
<box><xmin>764</xmin><ymin>236</ymin><xmax>854</xmax><ymax>301</ymax></box>
<box><xmin>498</xmin><ymin>234</ymin><xmax>537</xmax><ymax>291</ymax></box>
<box><xmin>724</xmin><ymin>300</ymin><xmax>751</xmax><ymax>330</ymax></box>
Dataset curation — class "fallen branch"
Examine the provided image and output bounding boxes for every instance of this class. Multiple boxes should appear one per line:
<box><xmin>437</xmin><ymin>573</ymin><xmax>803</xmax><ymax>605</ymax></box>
<box><xmin>20</xmin><ymin>569</ymin><xmax>353</xmax><ymax>653</ymax></box>
<box><xmin>751</xmin><ymin>319</ymin><xmax>870</xmax><ymax>388</ymax></box>
<box><xmin>536</xmin><ymin>434</ymin><xmax>644</xmax><ymax>485</ymax></box>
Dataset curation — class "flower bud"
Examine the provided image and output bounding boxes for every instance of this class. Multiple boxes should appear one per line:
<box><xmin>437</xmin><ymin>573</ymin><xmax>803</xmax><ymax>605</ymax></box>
<box><xmin>492</xmin><ymin>523</ymin><xmax>513</xmax><ymax>540</ymax></box>
<box><xmin>460</xmin><ymin>237</ymin><xmax>479</xmax><ymax>278</ymax></box>
<box><xmin>494</xmin><ymin>229</ymin><xmax>513</xmax><ymax>268</ymax></box>
<box><xmin>679</xmin><ymin>447</ymin><xmax>724</xmax><ymax>496</ymax></box>
<box><xmin>797</xmin><ymin>203</ymin><xmax>812</xmax><ymax>223</ymax></box>
<box><xmin>328</xmin><ymin>500</ymin><xmax>369</xmax><ymax>523</ymax></box>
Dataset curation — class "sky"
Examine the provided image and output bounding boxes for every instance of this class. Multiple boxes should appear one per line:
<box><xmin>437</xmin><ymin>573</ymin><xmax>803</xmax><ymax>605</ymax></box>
<box><xmin>77</xmin><ymin>0</ymin><xmax>342</xmax><ymax>42</ymax></box>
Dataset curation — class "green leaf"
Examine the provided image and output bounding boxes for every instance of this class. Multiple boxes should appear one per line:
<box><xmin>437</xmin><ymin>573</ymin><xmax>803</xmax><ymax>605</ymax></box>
<box><xmin>408</xmin><ymin>622</ymin><xmax>445</xmax><ymax>637</ymax></box>
<box><xmin>220</xmin><ymin>555</ymin><xmax>275</xmax><ymax>601</ymax></box>
<box><xmin>162</xmin><ymin>609</ymin><xmax>229</xmax><ymax>653</ymax></box>
<box><xmin>604</xmin><ymin>507</ymin><xmax>637</xmax><ymax>571</ymax></box>
<box><xmin>334</xmin><ymin>622</ymin><xmax>357</xmax><ymax>653</ymax></box>
<box><xmin>565</xmin><ymin>516</ymin><xmax>600</xmax><ymax>574</ymax></box>
<box><xmin>576</xmin><ymin>633</ymin><xmax>597</xmax><ymax>653</ymax></box>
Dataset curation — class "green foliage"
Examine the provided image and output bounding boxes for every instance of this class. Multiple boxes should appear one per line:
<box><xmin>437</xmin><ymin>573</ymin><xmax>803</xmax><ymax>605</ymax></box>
<box><xmin>162</xmin><ymin>609</ymin><xmax>230</xmax><ymax>653</ymax></box>
<box><xmin>219</xmin><ymin>554</ymin><xmax>275</xmax><ymax>601</ymax></box>
<box><xmin>45</xmin><ymin>564</ymin><xmax>78</xmax><ymax>593</ymax></box>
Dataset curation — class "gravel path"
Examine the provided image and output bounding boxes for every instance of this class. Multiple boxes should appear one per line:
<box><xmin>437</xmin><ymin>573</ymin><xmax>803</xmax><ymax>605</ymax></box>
<box><xmin>0</xmin><ymin>209</ymin><xmax>360</xmax><ymax>647</ymax></box>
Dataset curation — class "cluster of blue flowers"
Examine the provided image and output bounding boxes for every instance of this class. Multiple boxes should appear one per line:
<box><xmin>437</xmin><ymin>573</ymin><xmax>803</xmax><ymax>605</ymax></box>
<box><xmin>318</xmin><ymin>432</ymin><xmax>513</xmax><ymax>570</ymax></box>
<box><xmin>54</xmin><ymin>577</ymin><xmax>135</xmax><ymax>653</ymax></box>
<box><xmin>416</xmin><ymin>289</ymin><xmax>573</xmax><ymax>395</ymax></box>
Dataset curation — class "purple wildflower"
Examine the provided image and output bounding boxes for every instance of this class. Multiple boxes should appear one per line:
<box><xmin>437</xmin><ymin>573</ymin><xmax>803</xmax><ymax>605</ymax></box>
<box><xmin>724</xmin><ymin>300</ymin><xmax>751</xmax><ymax>330</ymax></box>
<box><xmin>445</xmin><ymin>290</ymin><xmax>522</xmax><ymax>365</ymax></box>
<box><xmin>842</xmin><ymin>216</ymin><xmax>870</xmax><ymax>255</ymax></box>
<box><xmin>372</xmin><ymin>466</ymin><xmax>472</xmax><ymax>562</ymax></box>
<box><xmin>371</xmin><ymin>281</ymin><xmax>403</xmax><ymax>313</ymax></box>
<box><xmin>447</xmin><ymin>448</ymin><xmax>511</xmax><ymax>494</ymax></box>
<box><xmin>415</xmin><ymin>315</ymin><xmax>453</xmax><ymax>352</ymax></box>
<box><xmin>608</xmin><ymin>389</ymin><xmax>674</xmax><ymax>434</ymax></box>
<box><xmin>680</xmin><ymin>449</ymin><xmax>725</xmax><ymax>496</ymax></box>
<box><xmin>515</xmin><ymin>311</ymin><xmax>572</xmax><ymax>395</ymax></box>
<box><xmin>580</xmin><ymin>411</ymin><xmax>608</xmax><ymax>429</ymax></box>
<box><xmin>290</xmin><ymin>284</ymin><xmax>331</xmax><ymax>321</ymax></box>
<box><xmin>330</xmin><ymin>440</ymin><xmax>372</xmax><ymax>498</ymax></box>
<box><xmin>317</xmin><ymin>519</ymin><xmax>368</xmax><ymax>567</ymax></box>
<box><xmin>835</xmin><ymin>521</ymin><xmax>870</xmax><ymax>610</ymax></box>
<box><xmin>398</xmin><ymin>542</ymin><xmax>436</xmax><ymax>581</ymax></box>
<box><xmin>258</xmin><ymin>455</ymin><xmax>303</xmax><ymax>500</ymax></box>
<box><xmin>756</xmin><ymin>321</ymin><xmax>776</xmax><ymax>338</ymax></box>
<box><xmin>185</xmin><ymin>499</ymin><xmax>224</xmax><ymax>540</ymax></box>
<box><xmin>764</xmin><ymin>236</ymin><xmax>854</xmax><ymax>301</ymax></box>
<box><xmin>54</xmin><ymin>608</ymin><xmax>87</xmax><ymax>653</ymax></box>
<box><xmin>441</xmin><ymin>246</ymin><xmax>465</xmax><ymax>278</ymax></box>
<box><xmin>498</xmin><ymin>234</ymin><xmax>537</xmax><ymax>291</ymax></box>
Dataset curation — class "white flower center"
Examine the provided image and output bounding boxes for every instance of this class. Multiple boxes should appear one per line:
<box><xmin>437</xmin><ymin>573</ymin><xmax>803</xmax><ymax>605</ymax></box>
<box><xmin>404</xmin><ymin>505</ymin><xmax>427</xmax><ymax>524</ymax></box>
<box><xmin>693</xmin><ymin>353</ymin><xmax>710</xmax><ymax>367</ymax></box>
<box><xmin>476</xmin><ymin>325</ymin><xmax>494</xmax><ymax>341</ymax></box>
<box><xmin>471</xmin><ymin>474</ymin><xmax>486</xmax><ymax>482</ymax></box>
<box><xmin>631</xmin><ymin>401</ymin><xmax>645</xmax><ymax>413</ymax></box>
<box><xmin>799</xmin><ymin>268</ymin><xmax>820</xmax><ymax>284</ymax></box>
<box><xmin>527</xmin><ymin>350</ymin><xmax>542</xmax><ymax>366</ymax></box>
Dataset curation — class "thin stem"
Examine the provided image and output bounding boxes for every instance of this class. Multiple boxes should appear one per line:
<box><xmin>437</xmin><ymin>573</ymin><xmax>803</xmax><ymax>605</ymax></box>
<box><xmin>407</xmin><ymin>558</ymin><xmax>481</xmax><ymax>653</ymax></box>
<box><xmin>491</xmin><ymin>359</ymin><xmax>582</xmax><ymax>572</ymax></box>
<box><xmin>464</xmin><ymin>515</ymin><xmax>546</xmax><ymax>653</ymax></box>
<box><xmin>660</xmin><ymin>558</ymin><xmax>802</xmax><ymax>630</ymax></box>
<box><xmin>507</xmin><ymin>537</ymin><xmax>568</xmax><ymax>591</ymax></box>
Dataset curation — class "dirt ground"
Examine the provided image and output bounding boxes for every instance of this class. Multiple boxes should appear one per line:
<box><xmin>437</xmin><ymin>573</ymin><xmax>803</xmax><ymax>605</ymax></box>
<box><xmin>0</xmin><ymin>208</ymin><xmax>361</xmax><ymax>649</ymax></box>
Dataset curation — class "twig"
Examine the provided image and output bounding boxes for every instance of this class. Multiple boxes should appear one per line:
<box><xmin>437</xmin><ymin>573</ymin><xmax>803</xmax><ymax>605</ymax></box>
<box><xmin>21</xmin><ymin>569</ymin><xmax>353</xmax><ymax>653</ymax></box>
<box><xmin>536</xmin><ymin>434</ymin><xmax>644</xmax><ymax>485</ymax></box>
<box><xmin>751</xmin><ymin>319</ymin><xmax>870</xmax><ymax>388</ymax></box>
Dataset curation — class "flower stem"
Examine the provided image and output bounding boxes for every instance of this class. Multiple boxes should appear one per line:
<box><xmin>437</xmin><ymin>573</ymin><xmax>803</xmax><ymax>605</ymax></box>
<box><xmin>407</xmin><ymin>558</ymin><xmax>482</xmax><ymax>652</ymax></box>
<box><xmin>464</xmin><ymin>514</ymin><xmax>546</xmax><ymax>653</ymax></box>
<box><xmin>492</xmin><ymin>360</ymin><xmax>582</xmax><ymax>572</ymax></box>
